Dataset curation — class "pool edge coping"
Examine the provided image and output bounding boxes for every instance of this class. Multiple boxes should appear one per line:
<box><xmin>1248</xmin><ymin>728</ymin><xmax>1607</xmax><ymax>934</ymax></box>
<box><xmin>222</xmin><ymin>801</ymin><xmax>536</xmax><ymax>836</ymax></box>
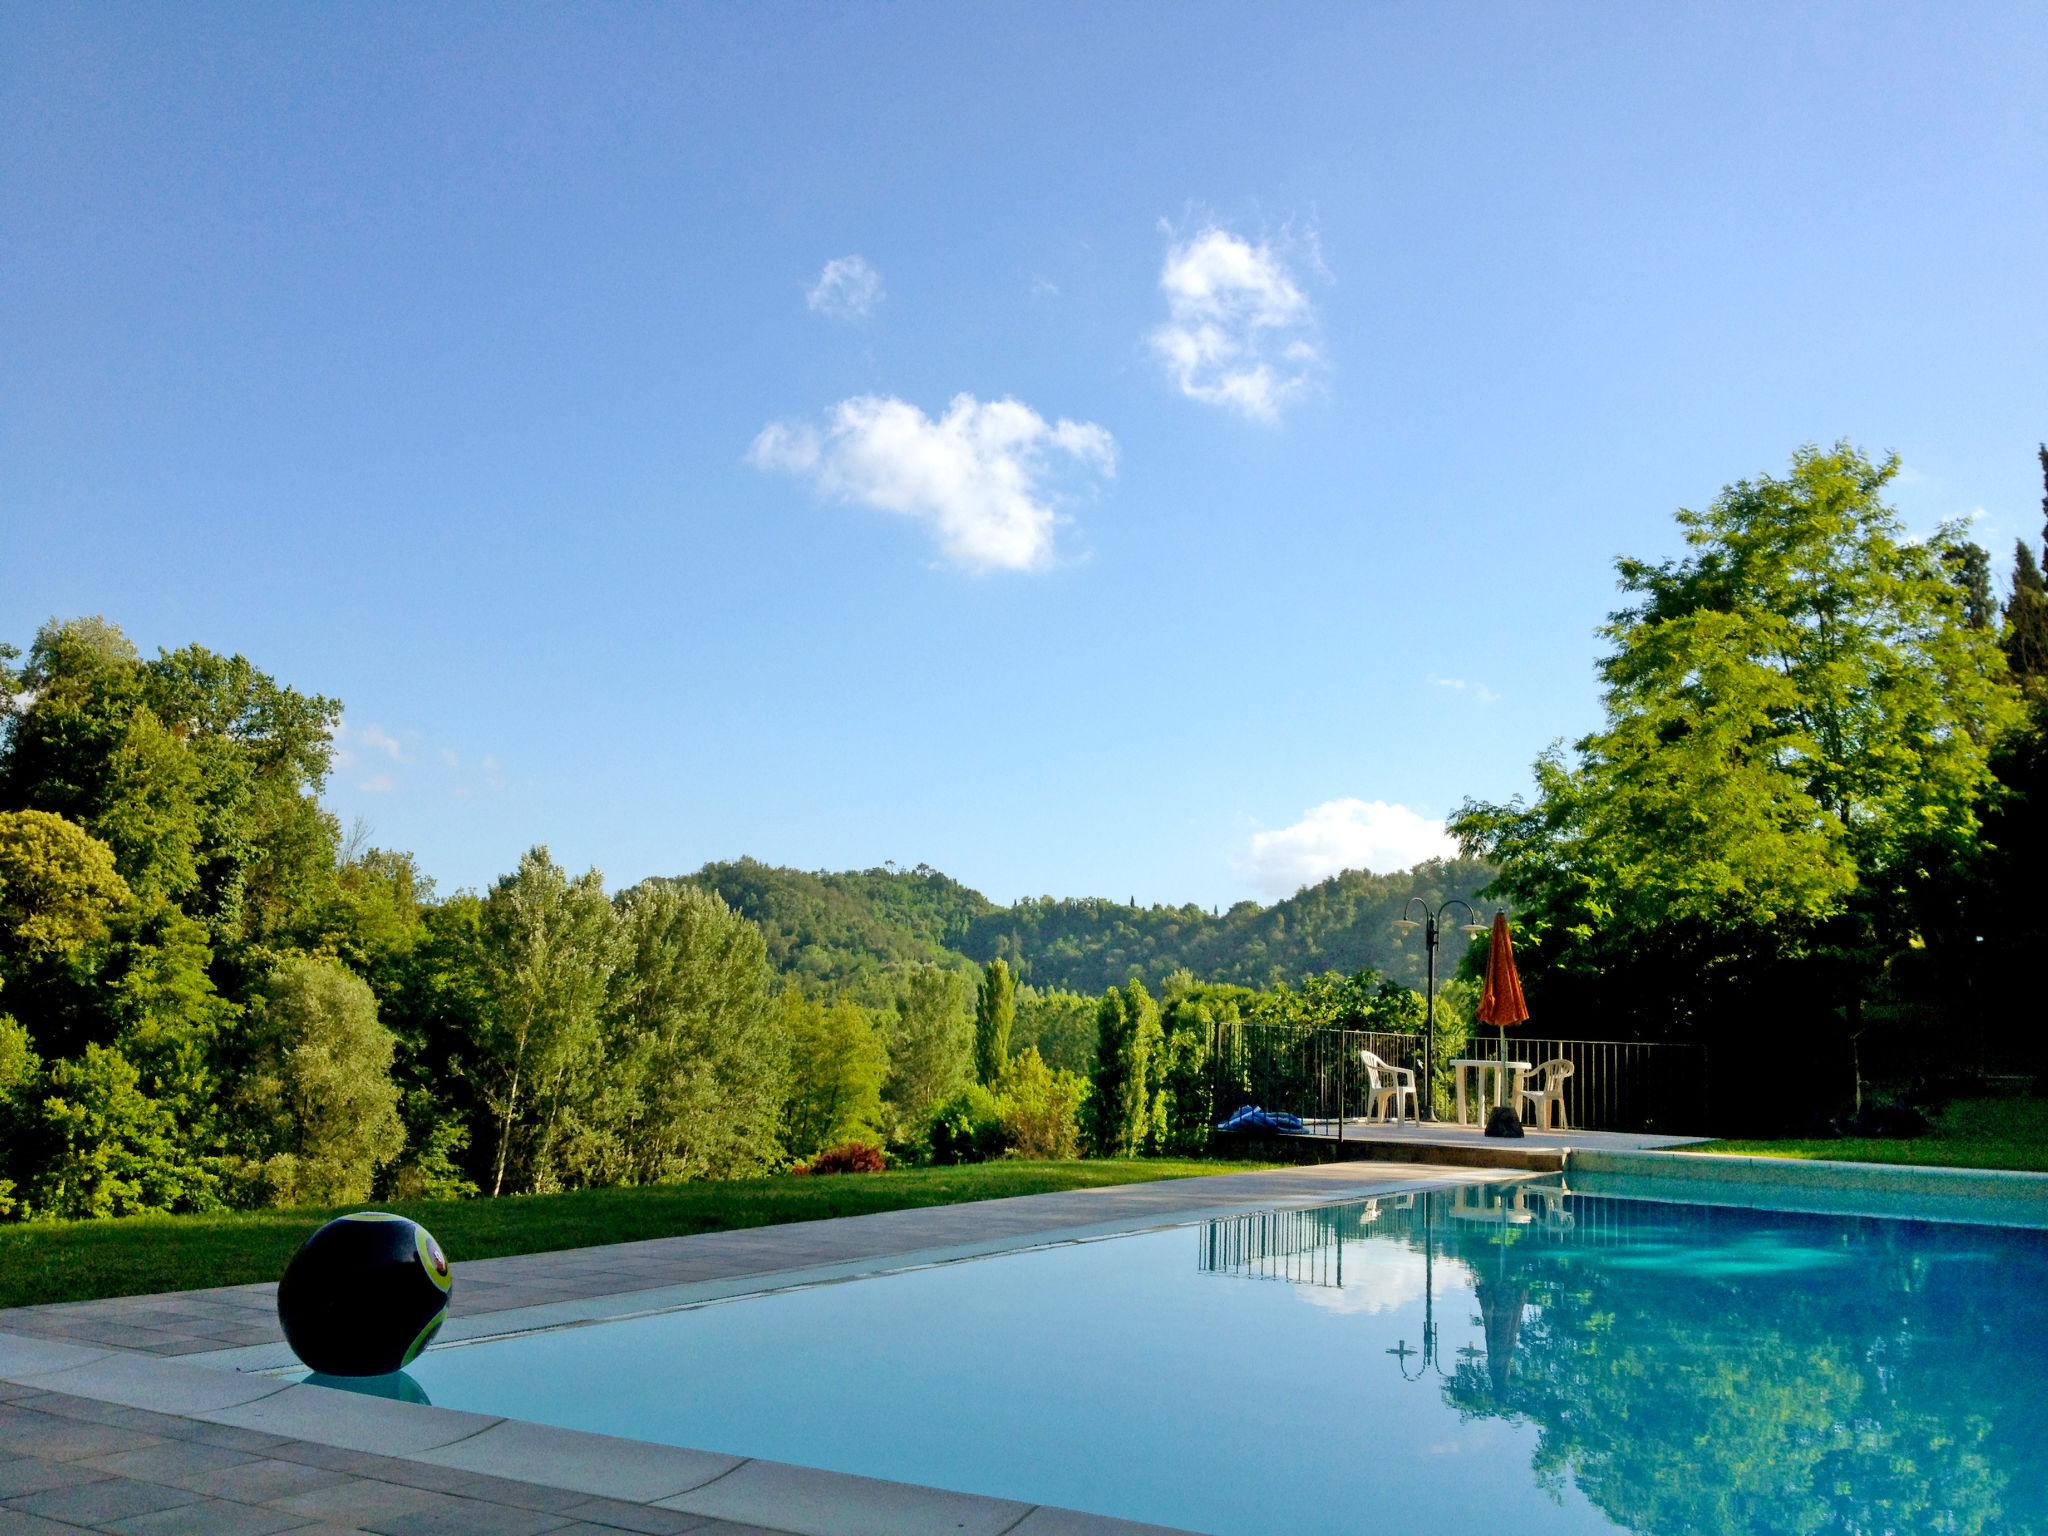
<box><xmin>1564</xmin><ymin>1145</ymin><xmax>2048</xmax><ymax>1227</ymax></box>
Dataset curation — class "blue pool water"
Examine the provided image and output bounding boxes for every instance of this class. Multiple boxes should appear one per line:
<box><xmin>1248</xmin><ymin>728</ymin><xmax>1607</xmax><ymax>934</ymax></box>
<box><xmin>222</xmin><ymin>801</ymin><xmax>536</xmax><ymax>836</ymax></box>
<box><xmin>381</xmin><ymin>1180</ymin><xmax>2048</xmax><ymax>1535</ymax></box>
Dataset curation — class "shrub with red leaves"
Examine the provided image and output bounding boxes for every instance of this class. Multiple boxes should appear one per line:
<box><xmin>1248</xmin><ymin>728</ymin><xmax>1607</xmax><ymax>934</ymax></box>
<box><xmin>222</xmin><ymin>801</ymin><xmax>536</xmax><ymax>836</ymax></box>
<box><xmin>803</xmin><ymin>1141</ymin><xmax>888</xmax><ymax>1175</ymax></box>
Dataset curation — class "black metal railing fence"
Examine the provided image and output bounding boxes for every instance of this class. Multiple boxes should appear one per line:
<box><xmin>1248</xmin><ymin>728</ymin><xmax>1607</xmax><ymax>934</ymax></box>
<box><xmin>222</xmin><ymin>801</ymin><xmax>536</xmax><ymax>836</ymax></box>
<box><xmin>1207</xmin><ymin>1021</ymin><xmax>1710</xmax><ymax>1134</ymax></box>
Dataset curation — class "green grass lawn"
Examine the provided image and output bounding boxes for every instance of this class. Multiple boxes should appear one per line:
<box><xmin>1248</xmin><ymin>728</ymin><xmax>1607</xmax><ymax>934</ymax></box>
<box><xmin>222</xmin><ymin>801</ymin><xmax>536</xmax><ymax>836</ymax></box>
<box><xmin>1690</xmin><ymin>1097</ymin><xmax>2048</xmax><ymax>1172</ymax></box>
<box><xmin>0</xmin><ymin>1158</ymin><xmax>1279</xmax><ymax>1310</ymax></box>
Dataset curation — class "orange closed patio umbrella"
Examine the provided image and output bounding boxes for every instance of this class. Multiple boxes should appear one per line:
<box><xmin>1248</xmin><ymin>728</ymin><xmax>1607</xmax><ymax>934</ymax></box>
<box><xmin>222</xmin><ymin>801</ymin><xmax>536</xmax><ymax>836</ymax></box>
<box><xmin>1475</xmin><ymin>912</ymin><xmax>1530</xmax><ymax>1136</ymax></box>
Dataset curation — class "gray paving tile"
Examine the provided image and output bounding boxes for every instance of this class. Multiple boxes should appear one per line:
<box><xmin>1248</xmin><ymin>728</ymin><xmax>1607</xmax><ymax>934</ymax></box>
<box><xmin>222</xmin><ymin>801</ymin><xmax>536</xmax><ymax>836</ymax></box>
<box><xmin>268</xmin><ymin>1478</ymin><xmax>458</xmax><ymax>1526</ymax></box>
<box><xmin>431</xmin><ymin>1474</ymin><xmax>591</xmax><ymax>1515</ymax></box>
<box><xmin>6</xmin><ymin>1471</ymin><xmax>205</xmax><ymax>1524</ymax></box>
<box><xmin>161</xmin><ymin>1421</ymin><xmax>293</xmax><ymax>1454</ymax></box>
<box><xmin>0</xmin><ymin>1412</ymin><xmax>164</xmax><ymax>1463</ymax></box>
<box><xmin>83</xmin><ymin>1440</ymin><xmax>258</xmax><ymax>1483</ymax></box>
<box><xmin>554</xmin><ymin>1495</ymin><xmax>711</xmax><ymax>1533</ymax></box>
<box><xmin>0</xmin><ymin>1510</ymin><xmax>107</xmax><ymax>1534</ymax></box>
<box><xmin>103</xmin><ymin>1497</ymin><xmax>314</xmax><ymax>1535</ymax></box>
<box><xmin>174</xmin><ymin>1455</ymin><xmax>350</xmax><ymax>1503</ymax></box>
<box><xmin>362</xmin><ymin>1501</ymin><xmax>572</xmax><ymax>1535</ymax></box>
<box><xmin>10</xmin><ymin>1392</ymin><xmax>191</xmax><ymax>1435</ymax></box>
<box><xmin>266</xmin><ymin>1442</ymin><xmax>381</xmax><ymax>1473</ymax></box>
<box><xmin>0</xmin><ymin>1454</ymin><xmax>112</xmax><ymax>1499</ymax></box>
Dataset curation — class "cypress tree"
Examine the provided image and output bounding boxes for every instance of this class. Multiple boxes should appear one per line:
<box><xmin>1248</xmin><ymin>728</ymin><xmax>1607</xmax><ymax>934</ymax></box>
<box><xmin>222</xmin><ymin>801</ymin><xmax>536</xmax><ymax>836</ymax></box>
<box><xmin>2007</xmin><ymin>540</ymin><xmax>2048</xmax><ymax>682</ymax></box>
<box><xmin>972</xmin><ymin>958</ymin><xmax>1014</xmax><ymax>1084</ymax></box>
<box><xmin>1089</xmin><ymin>987</ymin><xmax>1155</xmax><ymax>1155</ymax></box>
<box><xmin>1943</xmin><ymin>541</ymin><xmax>1995</xmax><ymax>630</ymax></box>
<box><xmin>2039</xmin><ymin>442</ymin><xmax>2047</xmax><ymax>553</ymax></box>
<box><xmin>1087</xmin><ymin>977</ymin><xmax>1158</xmax><ymax>1156</ymax></box>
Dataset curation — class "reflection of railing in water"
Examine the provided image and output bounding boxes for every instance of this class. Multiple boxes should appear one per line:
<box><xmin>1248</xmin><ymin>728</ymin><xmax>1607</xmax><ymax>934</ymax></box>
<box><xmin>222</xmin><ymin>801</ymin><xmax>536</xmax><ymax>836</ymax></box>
<box><xmin>1198</xmin><ymin>1182</ymin><xmax>1723</xmax><ymax>1294</ymax></box>
<box><xmin>1197</xmin><ymin>1198</ymin><xmax>1406</xmax><ymax>1288</ymax></box>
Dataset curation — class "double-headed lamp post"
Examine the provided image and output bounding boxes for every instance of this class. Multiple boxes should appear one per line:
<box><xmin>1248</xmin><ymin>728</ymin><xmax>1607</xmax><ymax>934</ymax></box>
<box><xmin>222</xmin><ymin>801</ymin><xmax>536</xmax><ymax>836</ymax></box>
<box><xmin>1394</xmin><ymin>897</ymin><xmax>1487</xmax><ymax>1121</ymax></box>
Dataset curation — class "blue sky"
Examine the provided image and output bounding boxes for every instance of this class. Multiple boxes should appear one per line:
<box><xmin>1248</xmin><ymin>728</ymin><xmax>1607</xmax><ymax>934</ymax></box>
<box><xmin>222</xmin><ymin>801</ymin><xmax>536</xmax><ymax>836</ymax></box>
<box><xmin>4</xmin><ymin>3</ymin><xmax>2044</xmax><ymax>909</ymax></box>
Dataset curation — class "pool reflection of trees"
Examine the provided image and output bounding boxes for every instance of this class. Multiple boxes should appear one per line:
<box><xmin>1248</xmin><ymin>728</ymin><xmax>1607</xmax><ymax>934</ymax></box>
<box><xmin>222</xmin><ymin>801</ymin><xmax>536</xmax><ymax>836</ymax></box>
<box><xmin>1199</xmin><ymin>1186</ymin><xmax>2045</xmax><ymax>1536</ymax></box>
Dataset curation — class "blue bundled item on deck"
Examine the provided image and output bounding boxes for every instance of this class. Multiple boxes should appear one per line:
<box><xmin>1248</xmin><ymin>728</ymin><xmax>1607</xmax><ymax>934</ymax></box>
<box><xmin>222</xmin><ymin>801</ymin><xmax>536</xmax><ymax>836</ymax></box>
<box><xmin>1215</xmin><ymin>1103</ymin><xmax>1306</xmax><ymax>1134</ymax></box>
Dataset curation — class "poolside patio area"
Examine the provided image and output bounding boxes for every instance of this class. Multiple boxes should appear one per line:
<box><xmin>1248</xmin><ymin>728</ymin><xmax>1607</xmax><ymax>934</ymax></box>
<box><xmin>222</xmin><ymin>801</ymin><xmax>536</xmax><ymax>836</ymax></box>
<box><xmin>1307</xmin><ymin>1118</ymin><xmax>1705</xmax><ymax>1152</ymax></box>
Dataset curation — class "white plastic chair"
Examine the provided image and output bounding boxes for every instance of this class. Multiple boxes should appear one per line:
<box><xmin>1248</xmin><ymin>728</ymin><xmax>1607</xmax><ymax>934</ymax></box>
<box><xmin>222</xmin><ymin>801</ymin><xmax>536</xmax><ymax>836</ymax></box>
<box><xmin>1517</xmin><ymin>1058</ymin><xmax>1574</xmax><ymax>1130</ymax></box>
<box><xmin>1360</xmin><ymin>1051</ymin><xmax>1418</xmax><ymax>1123</ymax></box>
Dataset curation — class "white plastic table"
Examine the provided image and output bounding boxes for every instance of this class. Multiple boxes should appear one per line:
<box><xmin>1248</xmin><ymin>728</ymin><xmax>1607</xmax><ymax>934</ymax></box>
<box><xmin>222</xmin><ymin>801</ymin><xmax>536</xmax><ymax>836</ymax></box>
<box><xmin>1450</xmin><ymin>1058</ymin><xmax>1531</xmax><ymax>1126</ymax></box>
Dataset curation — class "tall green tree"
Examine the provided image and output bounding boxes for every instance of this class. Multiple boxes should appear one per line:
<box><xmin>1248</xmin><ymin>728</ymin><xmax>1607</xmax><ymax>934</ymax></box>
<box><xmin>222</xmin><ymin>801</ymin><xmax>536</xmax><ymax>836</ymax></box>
<box><xmin>588</xmin><ymin>882</ymin><xmax>787</xmax><ymax>1184</ymax></box>
<box><xmin>29</xmin><ymin>1043</ymin><xmax>223</xmax><ymax>1218</ymax></box>
<box><xmin>972</xmin><ymin>958</ymin><xmax>1015</xmax><ymax>1084</ymax></box>
<box><xmin>1941</xmin><ymin>540</ymin><xmax>1996</xmax><ymax>631</ymax></box>
<box><xmin>2006</xmin><ymin>542</ymin><xmax>2048</xmax><ymax>683</ymax></box>
<box><xmin>233</xmin><ymin>956</ymin><xmax>405</xmax><ymax>1206</ymax></box>
<box><xmin>1013</xmin><ymin>985</ymin><xmax>1098</xmax><ymax>1075</ymax></box>
<box><xmin>1454</xmin><ymin>444</ymin><xmax>2017</xmax><ymax>1114</ymax></box>
<box><xmin>0</xmin><ymin>810</ymin><xmax>132</xmax><ymax>981</ymax></box>
<box><xmin>379</xmin><ymin>891</ymin><xmax>488</xmax><ymax>1199</ymax></box>
<box><xmin>882</xmin><ymin>965</ymin><xmax>971</xmax><ymax>1132</ymax></box>
<box><xmin>0</xmin><ymin>619</ymin><xmax>342</xmax><ymax>967</ymax></box>
<box><xmin>0</xmin><ymin>1016</ymin><xmax>35</xmax><ymax>1216</ymax></box>
<box><xmin>1089</xmin><ymin>977</ymin><xmax>1160</xmax><ymax>1155</ymax></box>
<box><xmin>474</xmin><ymin>847</ymin><xmax>624</xmax><ymax>1196</ymax></box>
<box><xmin>996</xmin><ymin>1046</ymin><xmax>1087</xmax><ymax>1159</ymax></box>
<box><xmin>781</xmin><ymin>991</ymin><xmax>888</xmax><ymax>1157</ymax></box>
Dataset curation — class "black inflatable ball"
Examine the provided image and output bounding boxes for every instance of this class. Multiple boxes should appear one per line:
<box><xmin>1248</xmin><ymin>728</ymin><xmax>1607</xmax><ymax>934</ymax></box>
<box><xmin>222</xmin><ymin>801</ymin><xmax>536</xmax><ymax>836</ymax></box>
<box><xmin>277</xmin><ymin>1213</ymin><xmax>453</xmax><ymax>1377</ymax></box>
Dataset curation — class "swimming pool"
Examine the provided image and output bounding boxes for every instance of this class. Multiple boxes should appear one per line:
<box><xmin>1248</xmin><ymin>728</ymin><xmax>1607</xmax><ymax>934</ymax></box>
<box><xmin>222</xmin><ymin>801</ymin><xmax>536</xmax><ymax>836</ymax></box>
<box><xmin>375</xmin><ymin>1178</ymin><xmax>2048</xmax><ymax>1535</ymax></box>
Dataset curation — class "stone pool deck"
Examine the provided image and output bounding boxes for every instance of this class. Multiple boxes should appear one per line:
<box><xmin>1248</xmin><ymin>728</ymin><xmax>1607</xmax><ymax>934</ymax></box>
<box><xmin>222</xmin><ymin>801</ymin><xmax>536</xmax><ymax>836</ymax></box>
<box><xmin>0</xmin><ymin>1161</ymin><xmax>1509</xmax><ymax>1536</ymax></box>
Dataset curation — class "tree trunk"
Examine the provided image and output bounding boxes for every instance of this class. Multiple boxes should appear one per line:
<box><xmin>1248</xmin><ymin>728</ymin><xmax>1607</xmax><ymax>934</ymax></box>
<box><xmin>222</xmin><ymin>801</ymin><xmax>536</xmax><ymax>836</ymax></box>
<box><xmin>1846</xmin><ymin>997</ymin><xmax>1865</xmax><ymax>1120</ymax></box>
<box><xmin>492</xmin><ymin>1063</ymin><xmax>521</xmax><ymax>1198</ymax></box>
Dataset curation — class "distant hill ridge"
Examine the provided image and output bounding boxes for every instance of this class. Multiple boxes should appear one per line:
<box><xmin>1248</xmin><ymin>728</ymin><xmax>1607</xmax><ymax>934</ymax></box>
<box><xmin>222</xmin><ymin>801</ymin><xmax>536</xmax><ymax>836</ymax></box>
<box><xmin>674</xmin><ymin>855</ymin><xmax>1500</xmax><ymax>996</ymax></box>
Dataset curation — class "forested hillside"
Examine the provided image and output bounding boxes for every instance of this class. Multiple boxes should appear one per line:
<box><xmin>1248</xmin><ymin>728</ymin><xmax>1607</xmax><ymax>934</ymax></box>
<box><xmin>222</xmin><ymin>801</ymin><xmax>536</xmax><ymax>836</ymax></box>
<box><xmin>680</xmin><ymin>856</ymin><xmax>1498</xmax><ymax>995</ymax></box>
<box><xmin>679</xmin><ymin>860</ymin><xmax>994</xmax><ymax>990</ymax></box>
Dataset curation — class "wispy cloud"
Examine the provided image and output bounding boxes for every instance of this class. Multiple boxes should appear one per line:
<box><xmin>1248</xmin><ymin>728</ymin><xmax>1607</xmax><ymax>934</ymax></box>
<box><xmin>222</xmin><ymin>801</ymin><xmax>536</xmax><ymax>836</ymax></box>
<box><xmin>1150</xmin><ymin>222</ymin><xmax>1322</xmax><ymax>421</ymax></box>
<box><xmin>806</xmin><ymin>255</ymin><xmax>883</xmax><ymax>321</ymax></box>
<box><xmin>333</xmin><ymin>719</ymin><xmax>503</xmax><ymax>798</ymax></box>
<box><xmin>1236</xmin><ymin>799</ymin><xmax>1457</xmax><ymax>897</ymax></box>
<box><xmin>1430</xmin><ymin>676</ymin><xmax>1500</xmax><ymax>705</ymax></box>
<box><xmin>332</xmin><ymin>719</ymin><xmax>408</xmax><ymax>769</ymax></box>
<box><xmin>748</xmin><ymin>393</ymin><xmax>1115</xmax><ymax>573</ymax></box>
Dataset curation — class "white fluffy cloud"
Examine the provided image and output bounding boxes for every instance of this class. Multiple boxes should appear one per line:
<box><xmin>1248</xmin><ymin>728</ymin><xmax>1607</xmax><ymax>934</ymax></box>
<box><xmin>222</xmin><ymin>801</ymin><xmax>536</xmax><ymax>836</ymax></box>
<box><xmin>748</xmin><ymin>393</ymin><xmax>1115</xmax><ymax>572</ymax></box>
<box><xmin>1150</xmin><ymin>224</ymin><xmax>1320</xmax><ymax>421</ymax></box>
<box><xmin>805</xmin><ymin>255</ymin><xmax>883</xmax><ymax>321</ymax></box>
<box><xmin>1238</xmin><ymin>799</ymin><xmax>1458</xmax><ymax>897</ymax></box>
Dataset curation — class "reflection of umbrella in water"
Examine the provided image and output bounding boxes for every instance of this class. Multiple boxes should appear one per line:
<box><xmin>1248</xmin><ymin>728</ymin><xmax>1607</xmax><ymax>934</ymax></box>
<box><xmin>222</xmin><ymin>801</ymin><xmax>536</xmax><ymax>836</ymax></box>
<box><xmin>1475</xmin><ymin>911</ymin><xmax>1530</xmax><ymax>1137</ymax></box>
